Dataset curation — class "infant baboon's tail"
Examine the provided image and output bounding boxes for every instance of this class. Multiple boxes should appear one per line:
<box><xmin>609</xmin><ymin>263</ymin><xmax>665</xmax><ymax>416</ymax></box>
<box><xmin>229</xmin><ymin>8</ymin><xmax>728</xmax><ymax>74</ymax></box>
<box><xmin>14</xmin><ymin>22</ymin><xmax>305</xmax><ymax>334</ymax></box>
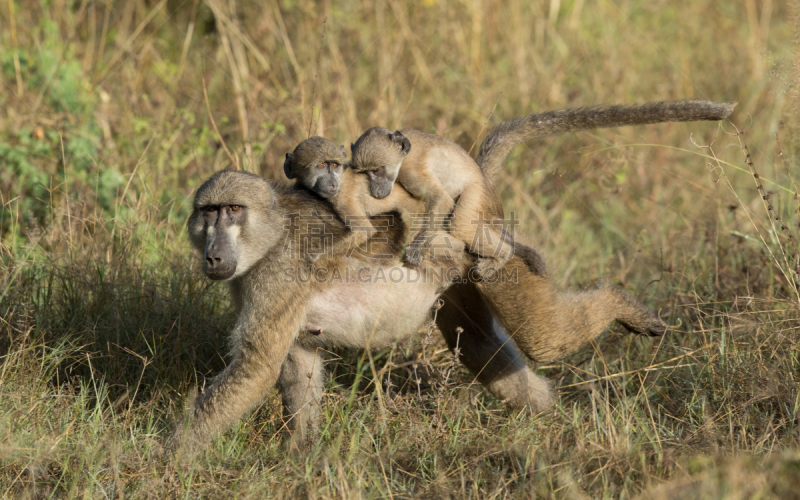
<box><xmin>476</xmin><ymin>99</ymin><xmax>735</xmax><ymax>179</ymax></box>
<box><xmin>476</xmin><ymin>254</ymin><xmax>666</xmax><ymax>363</ymax></box>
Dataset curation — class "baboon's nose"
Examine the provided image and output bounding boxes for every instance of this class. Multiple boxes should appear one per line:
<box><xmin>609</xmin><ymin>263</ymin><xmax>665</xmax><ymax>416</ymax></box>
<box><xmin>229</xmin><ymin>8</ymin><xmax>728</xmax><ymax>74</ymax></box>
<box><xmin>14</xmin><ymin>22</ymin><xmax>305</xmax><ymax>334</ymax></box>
<box><xmin>203</xmin><ymin>243</ymin><xmax>236</xmax><ymax>280</ymax></box>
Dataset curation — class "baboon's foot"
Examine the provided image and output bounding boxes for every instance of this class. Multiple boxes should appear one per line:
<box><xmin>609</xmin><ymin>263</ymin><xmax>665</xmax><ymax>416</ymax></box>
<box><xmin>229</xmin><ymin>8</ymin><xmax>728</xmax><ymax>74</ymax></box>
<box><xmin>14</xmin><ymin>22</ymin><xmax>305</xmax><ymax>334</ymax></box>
<box><xmin>282</xmin><ymin>426</ymin><xmax>319</xmax><ymax>455</ymax></box>
<box><xmin>496</xmin><ymin>369</ymin><xmax>556</xmax><ymax>414</ymax></box>
<box><xmin>612</xmin><ymin>289</ymin><xmax>667</xmax><ymax>336</ymax></box>
<box><xmin>617</xmin><ymin>314</ymin><xmax>667</xmax><ymax>337</ymax></box>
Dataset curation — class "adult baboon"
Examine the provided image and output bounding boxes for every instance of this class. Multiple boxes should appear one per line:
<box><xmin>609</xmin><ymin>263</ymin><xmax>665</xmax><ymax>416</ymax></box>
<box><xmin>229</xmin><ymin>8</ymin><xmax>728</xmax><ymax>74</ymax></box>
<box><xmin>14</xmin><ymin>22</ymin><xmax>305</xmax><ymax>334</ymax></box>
<box><xmin>173</xmin><ymin>169</ymin><xmax>664</xmax><ymax>452</ymax></box>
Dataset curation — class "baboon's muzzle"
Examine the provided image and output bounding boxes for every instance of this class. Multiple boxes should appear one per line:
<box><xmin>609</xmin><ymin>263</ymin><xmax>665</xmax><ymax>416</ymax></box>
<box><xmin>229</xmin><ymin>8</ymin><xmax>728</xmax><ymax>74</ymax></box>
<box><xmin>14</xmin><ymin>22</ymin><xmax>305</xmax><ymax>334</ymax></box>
<box><xmin>366</xmin><ymin>171</ymin><xmax>394</xmax><ymax>199</ymax></box>
<box><xmin>204</xmin><ymin>234</ymin><xmax>237</xmax><ymax>280</ymax></box>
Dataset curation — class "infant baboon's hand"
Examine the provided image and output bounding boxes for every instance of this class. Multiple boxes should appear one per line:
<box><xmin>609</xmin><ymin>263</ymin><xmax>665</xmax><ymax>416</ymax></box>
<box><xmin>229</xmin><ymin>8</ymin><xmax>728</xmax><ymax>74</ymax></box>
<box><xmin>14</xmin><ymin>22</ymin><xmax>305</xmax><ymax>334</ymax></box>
<box><xmin>404</xmin><ymin>233</ymin><xmax>429</xmax><ymax>267</ymax></box>
<box><xmin>403</xmin><ymin>249</ymin><xmax>424</xmax><ymax>267</ymax></box>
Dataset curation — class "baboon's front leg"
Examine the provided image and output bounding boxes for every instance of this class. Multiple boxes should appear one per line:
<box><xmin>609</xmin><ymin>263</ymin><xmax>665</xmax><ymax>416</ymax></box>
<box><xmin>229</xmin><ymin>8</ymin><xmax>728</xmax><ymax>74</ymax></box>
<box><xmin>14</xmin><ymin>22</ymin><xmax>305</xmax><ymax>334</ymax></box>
<box><xmin>437</xmin><ymin>282</ymin><xmax>555</xmax><ymax>412</ymax></box>
<box><xmin>170</xmin><ymin>315</ymin><xmax>301</xmax><ymax>453</ymax></box>
<box><xmin>277</xmin><ymin>343</ymin><xmax>325</xmax><ymax>452</ymax></box>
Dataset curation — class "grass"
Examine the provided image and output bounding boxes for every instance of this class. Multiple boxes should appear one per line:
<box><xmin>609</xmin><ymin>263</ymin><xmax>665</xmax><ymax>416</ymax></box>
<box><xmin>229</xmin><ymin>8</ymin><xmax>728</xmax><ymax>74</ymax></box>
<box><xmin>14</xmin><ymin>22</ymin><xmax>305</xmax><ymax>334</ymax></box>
<box><xmin>1</xmin><ymin>0</ymin><xmax>800</xmax><ymax>497</ymax></box>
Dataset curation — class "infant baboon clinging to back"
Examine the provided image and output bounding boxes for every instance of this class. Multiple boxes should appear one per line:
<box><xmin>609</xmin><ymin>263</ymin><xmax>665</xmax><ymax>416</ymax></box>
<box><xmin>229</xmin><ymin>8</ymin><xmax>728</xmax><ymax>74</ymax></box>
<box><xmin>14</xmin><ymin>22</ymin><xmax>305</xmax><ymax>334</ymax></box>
<box><xmin>348</xmin><ymin>99</ymin><xmax>735</xmax><ymax>274</ymax></box>
<box><xmin>350</xmin><ymin>127</ymin><xmax>509</xmax><ymax>276</ymax></box>
<box><xmin>285</xmin><ymin>99</ymin><xmax>734</xmax><ymax>276</ymax></box>
<box><xmin>284</xmin><ymin>135</ymin><xmax>549</xmax><ymax>275</ymax></box>
<box><xmin>284</xmin><ymin>136</ymin><xmax>423</xmax><ymax>262</ymax></box>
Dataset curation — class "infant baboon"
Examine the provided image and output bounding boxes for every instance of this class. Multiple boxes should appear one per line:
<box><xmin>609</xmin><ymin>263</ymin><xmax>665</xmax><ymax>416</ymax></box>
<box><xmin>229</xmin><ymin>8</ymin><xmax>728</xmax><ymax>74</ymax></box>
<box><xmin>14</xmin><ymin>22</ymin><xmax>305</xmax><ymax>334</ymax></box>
<box><xmin>283</xmin><ymin>136</ymin><xmax>346</xmax><ymax>200</ymax></box>
<box><xmin>348</xmin><ymin>100</ymin><xmax>734</xmax><ymax>277</ymax></box>
<box><xmin>284</xmin><ymin>136</ymin><xmax>422</xmax><ymax>263</ymax></box>
<box><xmin>285</xmin><ymin>135</ymin><xmax>548</xmax><ymax>275</ymax></box>
<box><xmin>350</xmin><ymin>127</ymin><xmax>509</xmax><ymax>277</ymax></box>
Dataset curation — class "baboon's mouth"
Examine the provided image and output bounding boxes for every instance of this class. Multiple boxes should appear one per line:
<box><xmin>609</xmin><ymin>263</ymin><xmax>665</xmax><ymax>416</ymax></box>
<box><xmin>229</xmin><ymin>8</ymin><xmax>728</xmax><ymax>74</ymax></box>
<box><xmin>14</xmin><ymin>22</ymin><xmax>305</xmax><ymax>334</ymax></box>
<box><xmin>318</xmin><ymin>186</ymin><xmax>339</xmax><ymax>198</ymax></box>
<box><xmin>370</xmin><ymin>182</ymin><xmax>393</xmax><ymax>199</ymax></box>
<box><xmin>205</xmin><ymin>265</ymin><xmax>237</xmax><ymax>281</ymax></box>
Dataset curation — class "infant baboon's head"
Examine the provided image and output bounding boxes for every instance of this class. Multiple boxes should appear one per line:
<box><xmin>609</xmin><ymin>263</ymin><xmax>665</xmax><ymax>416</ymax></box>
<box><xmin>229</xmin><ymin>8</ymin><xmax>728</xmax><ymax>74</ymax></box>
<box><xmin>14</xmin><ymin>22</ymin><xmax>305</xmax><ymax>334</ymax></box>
<box><xmin>350</xmin><ymin>127</ymin><xmax>411</xmax><ymax>199</ymax></box>
<box><xmin>284</xmin><ymin>136</ymin><xmax>347</xmax><ymax>199</ymax></box>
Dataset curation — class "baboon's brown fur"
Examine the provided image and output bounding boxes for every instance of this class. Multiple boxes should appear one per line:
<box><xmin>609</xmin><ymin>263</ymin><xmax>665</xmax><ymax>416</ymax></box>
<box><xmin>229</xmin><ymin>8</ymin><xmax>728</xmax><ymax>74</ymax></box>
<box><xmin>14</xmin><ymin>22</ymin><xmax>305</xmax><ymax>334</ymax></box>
<box><xmin>174</xmin><ymin>169</ymin><xmax>665</xmax><ymax>452</ymax></box>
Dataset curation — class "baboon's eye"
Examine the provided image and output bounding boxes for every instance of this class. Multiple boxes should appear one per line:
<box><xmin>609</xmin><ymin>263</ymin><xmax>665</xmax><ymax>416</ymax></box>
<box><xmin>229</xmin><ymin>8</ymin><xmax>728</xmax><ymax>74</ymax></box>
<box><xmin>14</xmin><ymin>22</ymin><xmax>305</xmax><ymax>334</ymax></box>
<box><xmin>331</xmin><ymin>163</ymin><xmax>340</xmax><ymax>169</ymax></box>
<box><xmin>203</xmin><ymin>206</ymin><xmax>218</xmax><ymax>213</ymax></box>
<box><xmin>230</xmin><ymin>205</ymin><xmax>240</xmax><ymax>211</ymax></box>
<box><xmin>318</xmin><ymin>162</ymin><xmax>326</xmax><ymax>169</ymax></box>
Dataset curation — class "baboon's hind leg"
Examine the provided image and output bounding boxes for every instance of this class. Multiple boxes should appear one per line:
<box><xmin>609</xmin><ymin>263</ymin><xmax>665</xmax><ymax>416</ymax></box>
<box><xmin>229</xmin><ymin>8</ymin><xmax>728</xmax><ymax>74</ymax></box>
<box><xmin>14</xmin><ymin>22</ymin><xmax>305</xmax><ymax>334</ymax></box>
<box><xmin>477</xmin><ymin>254</ymin><xmax>666</xmax><ymax>363</ymax></box>
<box><xmin>437</xmin><ymin>282</ymin><xmax>555</xmax><ymax>412</ymax></box>
<box><xmin>277</xmin><ymin>343</ymin><xmax>325</xmax><ymax>452</ymax></box>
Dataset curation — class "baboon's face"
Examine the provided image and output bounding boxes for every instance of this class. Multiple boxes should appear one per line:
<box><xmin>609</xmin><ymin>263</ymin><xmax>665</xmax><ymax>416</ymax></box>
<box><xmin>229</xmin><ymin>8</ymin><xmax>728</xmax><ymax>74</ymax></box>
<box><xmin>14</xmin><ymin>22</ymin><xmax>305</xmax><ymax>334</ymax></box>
<box><xmin>307</xmin><ymin>160</ymin><xmax>342</xmax><ymax>199</ymax></box>
<box><xmin>290</xmin><ymin>157</ymin><xmax>343</xmax><ymax>199</ymax></box>
<box><xmin>364</xmin><ymin>166</ymin><xmax>397</xmax><ymax>199</ymax></box>
<box><xmin>189</xmin><ymin>170</ymin><xmax>278</xmax><ymax>281</ymax></box>
<box><xmin>350</xmin><ymin>128</ymin><xmax>411</xmax><ymax>200</ymax></box>
<box><xmin>284</xmin><ymin>137</ymin><xmax>347</xmax><ymax>199</ymax></box>
<box><xmin>194</xmin><ymin>204</ymin><xmax>248</xmax><ymax>280</ymax></box>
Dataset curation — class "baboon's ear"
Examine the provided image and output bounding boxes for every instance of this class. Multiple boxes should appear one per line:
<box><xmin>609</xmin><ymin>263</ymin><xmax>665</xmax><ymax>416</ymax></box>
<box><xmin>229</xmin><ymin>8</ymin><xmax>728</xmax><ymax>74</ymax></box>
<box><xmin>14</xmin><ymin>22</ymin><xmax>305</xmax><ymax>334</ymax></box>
<box><xmin>390</xmin><ymin>130</ymin><xmax>411</xmax><ymax>156</ymax></box>
<box><xmin>350</xmin><ymin>142</ymin><xmax>356</xmax><ymax>154</ymax></box>
<box><xmin>340</xmin><ymin>145</ymin><xmax>347</xmax><ymax>158</ymax></box>
<box><xmin>283</xmin><ymin>152</ymin><xmax>295</xmax><ymax>179</ymax></box>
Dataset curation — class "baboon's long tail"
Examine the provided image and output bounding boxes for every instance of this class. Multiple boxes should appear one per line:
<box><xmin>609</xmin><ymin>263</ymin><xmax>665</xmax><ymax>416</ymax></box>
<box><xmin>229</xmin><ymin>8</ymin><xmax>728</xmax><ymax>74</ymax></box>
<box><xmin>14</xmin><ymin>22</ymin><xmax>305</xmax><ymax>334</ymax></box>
<box><xmin>476</xmin><ymin>254</ymin><xmax>666</xmax><ymax>363</ymax></box>
<box><xmin>476</xmin><ymin>99</ymin><xmax>735</xmax><ymax>179</ymax></box>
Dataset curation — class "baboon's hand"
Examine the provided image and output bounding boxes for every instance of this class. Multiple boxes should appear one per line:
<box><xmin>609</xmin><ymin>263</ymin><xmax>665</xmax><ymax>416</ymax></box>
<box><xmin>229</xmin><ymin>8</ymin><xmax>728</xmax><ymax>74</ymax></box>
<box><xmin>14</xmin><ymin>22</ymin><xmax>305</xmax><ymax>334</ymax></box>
<box><xmin>404</xmin><ymin>233</ymin><xmax>428</xmax><ymax>267</ymax></box>
<box><xmin>160</xmin><ymin>426</ymin><xmax>202</xmax><ymax>463</ymax></box>
<box><xmin>404</xmin><ymin>248</ymin><xmax>424</xmax><ymax>267</ymax></box>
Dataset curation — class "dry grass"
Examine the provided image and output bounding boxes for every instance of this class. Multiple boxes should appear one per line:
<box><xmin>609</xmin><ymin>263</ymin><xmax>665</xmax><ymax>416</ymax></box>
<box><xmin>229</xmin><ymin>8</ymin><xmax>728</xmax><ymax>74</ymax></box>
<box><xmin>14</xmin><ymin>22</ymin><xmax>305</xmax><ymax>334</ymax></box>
<box><xmin>1</xmin><ymin>0</ymin><xmax>800</xmax><ymax>497</ymax></box>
